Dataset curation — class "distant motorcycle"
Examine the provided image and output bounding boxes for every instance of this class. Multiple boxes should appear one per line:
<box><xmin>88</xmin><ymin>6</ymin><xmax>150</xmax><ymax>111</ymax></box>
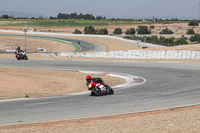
<box><xmin>87</xmin><ymin>80</ymin><xmax>114</xmax><ymax>96</ymax></box>
<box><xmin>15</xmin><ymin>51</ymin><xmax>28</xmax><ymax>60</ymax></box>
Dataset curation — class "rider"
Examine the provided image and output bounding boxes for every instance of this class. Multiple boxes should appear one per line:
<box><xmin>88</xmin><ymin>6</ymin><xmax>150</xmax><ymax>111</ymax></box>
<box><xmin>86</xmin><ymin>75</ymin><xmax>108</xmax><ymax>94</ymax></box>
<box><xmin>15</xmin><ymin>47</ymin><xmax>23</xmax><ymax>55</ymax></box>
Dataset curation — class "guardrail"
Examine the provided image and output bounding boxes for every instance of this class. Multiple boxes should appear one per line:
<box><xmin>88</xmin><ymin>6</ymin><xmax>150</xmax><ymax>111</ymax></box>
<box><xmin>46</xmin><ymin>50</ymin><xmax>200</xmax><ymax>59</ymax></box>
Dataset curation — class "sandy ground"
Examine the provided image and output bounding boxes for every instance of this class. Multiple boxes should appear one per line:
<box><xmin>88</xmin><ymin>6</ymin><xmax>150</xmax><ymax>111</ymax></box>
<box><xmin>0</xmin><ymin>68</ymin><xmax>125</xmax><ymax>100</ymax></box>
<box><xmin>0</xmin><ymin>36</ymin><xmax>74</xmax><ymax>52</ymax></box>
<box><xmin>1</xmin><ymin>34</ymin><xmax>200</xmax><ymax>132</ymax></box>
<box><xmin>147</xmin><ymin>44</ymin><xmax>200</xmax><ymax>51</ymax></box>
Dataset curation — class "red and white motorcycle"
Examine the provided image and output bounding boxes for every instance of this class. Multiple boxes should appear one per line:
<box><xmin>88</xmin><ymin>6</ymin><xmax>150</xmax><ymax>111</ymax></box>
<box><xmin>15</xmin><ymin>51</ymin><xmax>28</xmax><ymax>60</ymax></box>
<box><xmin>87</xmin><ymin>80</ymin><xmax>114</xmax><ymax>96</ymax></box>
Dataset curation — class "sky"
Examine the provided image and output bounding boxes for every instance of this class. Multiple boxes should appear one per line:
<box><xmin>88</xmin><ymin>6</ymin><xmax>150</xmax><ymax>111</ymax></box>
<box><xmin>0</xmin><ymin>0</ymin><xmax>199</xmax><ymax>19</ymax></box>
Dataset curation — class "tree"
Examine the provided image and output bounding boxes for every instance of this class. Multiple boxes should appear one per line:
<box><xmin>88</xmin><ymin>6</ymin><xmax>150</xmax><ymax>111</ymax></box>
<box><xmin>186</xmin><ymin>29</ymin><xmax>195</xmax><ymax>35</ymax></box>
<box><xmin>57</xmin><ymin>13</ymin><xmax>96</xmax><ymax>20</ymax></box>
<box><xmin>160</xmin><ymin>28</ymin><xmax>174</xmax><ymax>34</ymax></box>
<box><xmin>96</xmin><ymin>16</ymin><xmax>103</xmax><ymax>20</ymax></box>
<box><xmin>137</xmin><ymin>26</ymin><xmax>151</xmax><ymax>34</ymax></box>
<box><xmin>113</xmin><ymin>28</ymin><xmax>123</xmax><ymax>35</ymax></box>
<box><xmin>1</xmin><ymin>14</ymin><xmax>9</xmax><ymax>19</ymax></box>
<box><xmin>97</xmin><ymin>28</ymin><xmax>108</xmax><ymax>35</ymax></box>
<box><xmin>73</xmin><ymin>29</ymin><xmax>82</xmax><ymax>34</ymax></box>
<box><xmin>84</xmin><ymin>26</ymin><xmax>97</xmax><ymax>34</ymax></box>
<box><xmin>125</xmin><ymin>28</ymin><xmax>136</xmax><ymax>35</ymax></box>
<box><xmin>188</xmin><ymin>21</ymin><xmax>199</xmax><ymax>26</ymax></box>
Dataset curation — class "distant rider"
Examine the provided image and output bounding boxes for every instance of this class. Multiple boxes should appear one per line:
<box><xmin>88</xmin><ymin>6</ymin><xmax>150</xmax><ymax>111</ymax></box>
<box><xmin>15</xmin><ymin>47</ymin><xmax>23</xmax><ymax>54</ymax></box>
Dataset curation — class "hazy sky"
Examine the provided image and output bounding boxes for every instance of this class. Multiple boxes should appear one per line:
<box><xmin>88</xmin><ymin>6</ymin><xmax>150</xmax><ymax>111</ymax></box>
<box><xmin>0</xmin><ymin>0</ymin><xmax>199</xmax><ymax>19</ymax></box>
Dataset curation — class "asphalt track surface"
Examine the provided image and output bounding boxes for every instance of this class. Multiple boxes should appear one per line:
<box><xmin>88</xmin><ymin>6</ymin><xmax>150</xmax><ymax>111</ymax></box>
<box><xmin>0</xmin><ymin>59</ymin><xmax>200</xmax><ymax>126</ymax></box>
<box><xmin>0</xmin><ymin>34</ymin><xmax>106</xmax><ymax>52</ymax></box>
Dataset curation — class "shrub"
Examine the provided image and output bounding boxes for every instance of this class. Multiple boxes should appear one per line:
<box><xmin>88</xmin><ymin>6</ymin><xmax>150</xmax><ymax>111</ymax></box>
<box><xmin>1</xmin><ymin>14</ymin><xmax>9</xmax><ymax>19</ymax></box>
<box><xmin>150</xmin><ymin>25</ymin><xmax>155</xmax><ymax>29</ymax></box>
<box><xmin>160</xmin><ymin>28</ymin><xmax>174</xmax><ymax>34</ymax></box>
<box><xmin>137</xmin><ymin>26</ymin><xmax>151</xmax><ymax>34</ymax></box>
<box><xmin>125</xmin><ymin>28</ymin><xmax>136</xmax><ymax>35</ymax></box>
<box><xmin>25</xmin><ymin>94</ymin><xmax>29</xmax><ymax>98</ymax></box>
<box><xmin>73</xmin><ymin>29</ymin><xmax>82</xmax><ymax>34</ymax></box>
<box><xmin>97</xmin><ymin>28</ymin><xmax>108</xmax><ymax>35</ymax></box>
<box><xmin>124</xmin><ymin>35</ymin><xmax>188</xmax><ymax>46</ymax></box>
<box><xmin>113</xmin><ymin>28</ymin><xmax>123</xmax><ymax>35</ymax></box>
<box><xmin>84</xmin><ymin>26</ymin><xmax>97</xmax><ymax>34</ymax></box>
<box><xmin>188</xmin><ymin>21</ymin><xmax>199</xmax><ymax>26</ymax></box>
<box><xmin>186</xmin><ymin>29</ymin><xmax>195</xmax><ymax>35</ymax></box>
<box><xmin>190</xmin><ymin>34</ymin><xmax>200</xmax><ymax>43</ymax></box>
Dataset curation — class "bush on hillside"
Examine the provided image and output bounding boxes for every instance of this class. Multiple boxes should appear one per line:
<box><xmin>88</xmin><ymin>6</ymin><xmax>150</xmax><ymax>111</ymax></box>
<box><xmin>188</xmin><ymin>21</ymin><xmax>199</xmax><ymax>26</ymax></box>
<box><xmin>113</xmin><ymin>28</ymin><xmax>123</xmax><ymax>35</ymax></box>
<box><xmin>159</xmin><ymin>28</ymin><xmax>174</xmax><ymax>34</ymax></box>
<box><xmin>124</xmin><ymin>35</ymin><xmax>188</xmax><ymax>46</ymax></box>
<box><xmin>97</xmin><ymin>28</ymin><xmax>108</xmax><ymax>35</ymax></box>
<box><xmin>73</xmin><ymin>29</ymin><xmax>82</xmax><ymax>34</ymax></box>
<box><xmin>190</xmin><ymin>34</ymin><xmax>200</xmax><ymax>43</ymax></box>
<box><xmin>186</xmin><ymin>29</ymin><xmax>195</xmax><ymax>35</ymax></box>
<box><xmin>137</xmin><ymin>26</ymin><xmax>151</xmax><ymax>34</ymax></box>
<box><xmin>84</xmin><ymin>26</ymin><xmax>97</xmax><ymax>34</ymax></box>
<box><xmin>150</xmin><ymin>25</ymin><xmax>155</xmax><ymax>29</ymax></box>
<box><xmin>125</xmin><ymin>28</ymin><xmax>136</xmax><ymax>35</ymax></box>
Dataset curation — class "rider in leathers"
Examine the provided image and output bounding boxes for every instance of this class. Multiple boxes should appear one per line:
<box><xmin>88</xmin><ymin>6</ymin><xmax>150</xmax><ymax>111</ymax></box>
<box><xmin>15</xmin><ymin>47</ymin><xmax>24</xmax><ymax>57</ymax></box>
<box><xmin>86</xmin><ymin>75</ymin><xmax>108</xmax><ymax>95</ymax></box>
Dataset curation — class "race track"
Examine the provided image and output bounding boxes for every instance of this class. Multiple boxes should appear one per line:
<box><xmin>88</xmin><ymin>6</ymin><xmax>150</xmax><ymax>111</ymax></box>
<box><xmin>0</xmin><ymin>34</ymin><xmax>106</xmax><ymax>52</ymax></box>
<box><xmin>0</xmin><ymin>59</ymin><xmax>200</xmax><ymax>126</ymax></box>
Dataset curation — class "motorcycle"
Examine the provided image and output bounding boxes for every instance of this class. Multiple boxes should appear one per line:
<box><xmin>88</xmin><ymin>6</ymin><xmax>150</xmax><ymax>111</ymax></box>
<box><xmin>15</xmin><ymin>51</ymin><xmax>28</xmax><ymax>60</ymax></box>
<box><xmin>88</xmin><ymin>80</ymin><xmax>114</xmax><ymax>96</ymax></box>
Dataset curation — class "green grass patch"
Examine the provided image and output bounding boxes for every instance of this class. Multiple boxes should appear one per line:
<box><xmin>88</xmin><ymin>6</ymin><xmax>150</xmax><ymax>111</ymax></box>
<box><xmin>0</xmin><ymin>19</ymin><xmax>109</xmax><ymax>27</ymax></box>
<box><xmin>31</xmin><ymin>21</ymin><xmax>108</xmax><ymax>27</ymax></box>
<box><xmin>0</xmin><ymin>19</ymin><xmax>153</xmax><ymax>27</ymax></box>
<box><xmin>188</xmin><ymin>41</ymin><xmax>198</xmax><ymax>44</ymax></box>
<box><xmin>25</xmin><ymin>94</ymin><xmax>29</xmax><ymax>98</ymax></box>
<box><xmin>41</xmin><ymin>38</ymin><xmax>80</xmax><ymax>52</ymax></box>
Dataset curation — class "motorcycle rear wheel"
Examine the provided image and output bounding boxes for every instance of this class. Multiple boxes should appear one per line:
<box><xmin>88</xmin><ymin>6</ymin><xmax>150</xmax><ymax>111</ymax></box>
<box><xmin>92</xmin><ymin>87</ymin><xmax>103</xmax><ymax>96</ymax></box>
<box><xmin>108</xmin><ymin>86</ymin><xmax>114</xmax><ymax>95</ymax></box>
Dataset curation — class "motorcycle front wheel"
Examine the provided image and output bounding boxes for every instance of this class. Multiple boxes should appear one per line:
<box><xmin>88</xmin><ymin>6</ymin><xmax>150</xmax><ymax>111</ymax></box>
<box><xmin>24</xmin><ymin>56</ymin><xmax>28</xmax><ymax>60</ymax></box>
<box><xmin>16</xmin><ymin>56</ymin><xmax>20</xmax><ymax>60</ymax></box>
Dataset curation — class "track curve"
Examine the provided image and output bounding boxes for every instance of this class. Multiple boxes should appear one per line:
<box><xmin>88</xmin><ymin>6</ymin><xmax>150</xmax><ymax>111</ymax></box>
<box><xmin>0</xmin><ymin>34</ymin><xmax>106</xmax><ymax>52</ymax></box>
<box><xmin>0</xmin><ymin>59</ymin><xmax>200</xmax><ymax>126</ymax></box>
